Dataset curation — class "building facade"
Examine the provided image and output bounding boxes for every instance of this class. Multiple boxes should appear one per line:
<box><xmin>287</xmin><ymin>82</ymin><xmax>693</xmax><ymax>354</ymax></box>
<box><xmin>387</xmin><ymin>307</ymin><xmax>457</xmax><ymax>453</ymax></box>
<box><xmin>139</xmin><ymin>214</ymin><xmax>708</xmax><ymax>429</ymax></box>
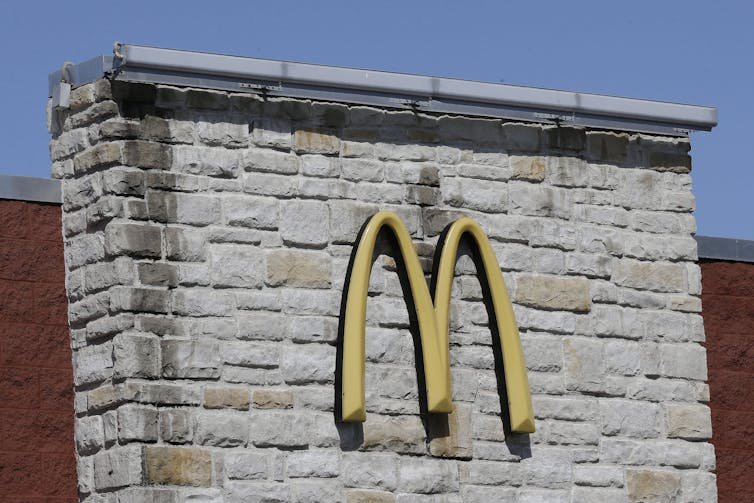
<box><xmin>3</xmin><ymin>43</ymin><xmax>752</xmax><ymax>501</ymax></box>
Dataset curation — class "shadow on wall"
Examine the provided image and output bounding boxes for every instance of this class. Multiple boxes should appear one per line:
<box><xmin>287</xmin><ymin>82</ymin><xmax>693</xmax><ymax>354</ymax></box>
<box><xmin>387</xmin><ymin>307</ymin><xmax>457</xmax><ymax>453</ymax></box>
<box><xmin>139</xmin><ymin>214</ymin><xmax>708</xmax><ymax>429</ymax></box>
<box><xmin>107</xmin><ymin>80</ymin><xmax>692</xmax><ymax>174</ymax></box>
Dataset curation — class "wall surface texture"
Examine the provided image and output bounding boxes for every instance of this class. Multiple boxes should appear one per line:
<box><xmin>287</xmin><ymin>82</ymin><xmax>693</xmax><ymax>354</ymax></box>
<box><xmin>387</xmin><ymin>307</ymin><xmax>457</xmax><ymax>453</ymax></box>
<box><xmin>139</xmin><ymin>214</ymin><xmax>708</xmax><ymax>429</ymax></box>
<box><xmin>0</xmin><ymin>199</ymin><xmax>77</xmax><ymax>502</ymax></box>
<box><xmin>50</xmin><ymin>79</ymin><xmax>717</xmax><ymax>502</ymax></box>
<box><xmin>701</xmin><ymin>260</ymin><xmax>754</xmax><ymax>503</ymax></box>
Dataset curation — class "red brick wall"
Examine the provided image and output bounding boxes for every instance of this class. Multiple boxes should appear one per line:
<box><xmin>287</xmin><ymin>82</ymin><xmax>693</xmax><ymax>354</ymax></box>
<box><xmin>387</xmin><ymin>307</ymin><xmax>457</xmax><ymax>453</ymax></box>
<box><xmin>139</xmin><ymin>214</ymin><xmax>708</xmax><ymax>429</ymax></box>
<box><xmin>701</xmin><ymin>259</ymin><xmax>754</xmax><ymax>503</ymax></box>
<box><xmin>0</xmin><ymin>200</ymin><xmax>76</xmax><ymax>502</ymax></box>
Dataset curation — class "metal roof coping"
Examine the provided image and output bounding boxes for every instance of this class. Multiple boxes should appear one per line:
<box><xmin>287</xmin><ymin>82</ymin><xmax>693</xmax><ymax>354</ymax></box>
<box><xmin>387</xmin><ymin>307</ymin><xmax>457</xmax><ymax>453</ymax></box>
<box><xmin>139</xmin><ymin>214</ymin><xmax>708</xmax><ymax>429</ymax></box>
<box><xmin>0</xmin><ymin>175</ymin><xmax>61</xmax><ymax>204</ymax></box>
<box><xmin>695</xmin><ymin>236</ymin><xmax>754</xmax><ymax>263</ymax></box>
<box><xmin>49</xmin><ymin>43</ymin><xmax>717</xmax><ymax>137</ymax></box>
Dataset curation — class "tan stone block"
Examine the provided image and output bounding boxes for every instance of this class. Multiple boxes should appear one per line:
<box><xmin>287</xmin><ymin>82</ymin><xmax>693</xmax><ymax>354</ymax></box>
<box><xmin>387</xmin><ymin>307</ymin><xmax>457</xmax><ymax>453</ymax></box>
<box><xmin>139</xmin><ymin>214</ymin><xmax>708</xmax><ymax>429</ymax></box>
<box><xmin>510</xmin><ymin>155</ymin><xmax>545</xmax><ymax>181</ymax></box>
<box><xmin>252</xmin><ymin>389</ymin><xmax>294</xmax><ymax>409</ymax></box>
<box><xmin>203</xmin><ymin>386</ymin><xmax>250</xmax><ymax>410</ymax></box>
<box><xmin>69</xmin><ymin>83</ymin><xmax>96</xmax><ymax>111</ymax></box>
<box><xmin>294</xmin><ymin>129</ymin><xmax>340</xmax><ymax>154</ymax></box>
<box><xmin>346</xmin><ymin>489</ymin><xmax>396</xmax><ymax>503</ymax></box>
<box><xmin>266</xmin><ymin>250</ymin><xmax>331</xmax><ymax>288</ymax></box>
<box><xmin>665</xmin><ymin>404</ymin><xmax>712</xmax><ymax>440</ymax></box>
<box><xmin>145</xmin><ymin>446</ymin><xmax>212</xmax><ymax>486</ymax></box>
<box><xmin>611</xmin><ymin>259</ymin><xmax>687</xmax><ymax>293</ymax></box>
<box><xmin>341</xmin><ymin>141</ymin><xmax>374</xmax><ymax>158</ymax></box>
<box><xmin>626</xmin><ymin>469</ymin><xmax>681</xmax><ymax>503</ymax></box>
<box><xmin>515</xmin><ymin>274</ymin><xmax>591</xmax><ymax>312</ymax></box>
<box><xmin>74</xmin><ymin>143</ymin><xmax>122</xmax><ymax>173</ymax></box>
<box><xmin>428</xmin><ymin>403</ymin><xmax>473</xmax><ymax>459</ymax></box>
<box><xmin>122</xmin><ymin>140</ymin><xmax>173</xmax><ymax>170</ymax></box>
<box><xmin>362</xmin><ymin>415</ymin><xmax>426</xmax><ymax>455</ymax></box>
<box><xmin>87</xmin><ymin>384</ymin><xmax>124</xmax><ymax>412</ymax></box>
<box><xmin>667</xmin><ymin>295</ymin><xmax>702</xmax><ymax>313</ymax></box>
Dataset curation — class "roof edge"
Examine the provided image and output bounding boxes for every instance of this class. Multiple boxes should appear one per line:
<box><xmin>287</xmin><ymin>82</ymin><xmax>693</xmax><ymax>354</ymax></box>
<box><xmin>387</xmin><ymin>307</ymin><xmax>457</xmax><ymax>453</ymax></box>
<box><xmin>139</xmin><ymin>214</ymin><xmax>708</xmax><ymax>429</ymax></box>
<box><xmin>696</xmin><ymin>236</ymin><xmax>754</xmax><ymax>263</ymax></box>
<box><xmin>49</xmin><ymin>43</ymin><xmax>717</xmax><ymax>137</ymax></box>
<box><xmin>0</xmin><ymin>175</ymin><xmax>61</xmax><ymax>204</ymax></box>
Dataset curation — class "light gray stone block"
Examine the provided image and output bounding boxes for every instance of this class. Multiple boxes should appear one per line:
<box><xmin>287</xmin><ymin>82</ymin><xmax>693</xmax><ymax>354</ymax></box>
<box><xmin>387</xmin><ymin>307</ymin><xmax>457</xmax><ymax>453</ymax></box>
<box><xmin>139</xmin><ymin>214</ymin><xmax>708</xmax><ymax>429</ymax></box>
<box><xmin>194</xmin><ymin>410</ymin><xmax>249</xmax><ymax>447</ymax></box>
<box><xmin>342</xmin><ymin>453</ymin><xmax>399</xmax><ymax>491</ymax></box>
<box><xmin>117</xmin><ymin>404</ymin><xmax>159</xmax><ymax>442</ymax></box>
<box><xmin>93</xmin><ymin>445</ymin><xmax>143</xmax><ymax>490</ymax></box>
<box><xmin>172</xmin><ymin>145</ymin><xmax>239</xmax><ymax>177</ymax></box>
<box><xmin>287</xmin><ymin>451</ymin><xmax>340</xmax><ymax>478</ymax></box>
<box><xmin>280</xmin><ymin>200</ymin><xmax>330</xmax><ymax>247</ymax></box>
<box><xmin>113</xmin><ymin>332</ymin><xmax>160</xmax><ymax>379</ymax></box>
<box><xmin>600</xmin><ymin>399</ymin><xmax>661</xmax><ymax>438</ymax></box>
<box><xmin>161</xmin><ymin>339</ymin><xmax>222</xmax><ymax>378</ymax></box>
<box><xmin>74</xmin><ymin>342</ymin><xmax>114</xmax><ymax>386</ymax></box>
<box><xmin>172</xmin><ymin>289</ymin><xmax>234</xmax><ymax>316</ymax></box>
<box><xmin>160</xmin><ymin>409</ymin><xmax>194</xmax><ymax>444</ymax></box>
<box><xmin>280</xmin><ymin>343</ymin><xmax>335</xmax><ymax>384</ymax></box>
<box><xmin>75</xmin><ymin>416</ymin><xmax>105</xmax><ymax>455</ymax></box>
<box><xmin>222</xmin><ymin>340</ymin><xmax>280</xmax><ymax>368</ymax></box>
<box><xmin>146</xmin><ymin>191</ymin><xmax>221</xmax><ymax>227</ymax></box>
<box><xmin>250</xmin><ymin>411</ymin><xmax>311</xmax><ymax>448</ymax></box>
<box><xmin>397</xmin><ymin>458</ymin><xmax>459</xmax><ymax>494</ymax></box>
<box><xmin>209</xmin><ymin>244</ymin><xmax>265</xmax><ymax>288</ymax></box>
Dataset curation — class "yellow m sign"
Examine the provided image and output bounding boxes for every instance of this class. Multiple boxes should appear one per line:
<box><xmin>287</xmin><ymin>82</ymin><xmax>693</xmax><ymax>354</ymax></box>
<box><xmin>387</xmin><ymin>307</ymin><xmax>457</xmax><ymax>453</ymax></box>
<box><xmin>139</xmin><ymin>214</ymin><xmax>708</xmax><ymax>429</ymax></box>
<box><xmin>338</xmin><ymin>211</ymin><xmax>535</xmax><ymax>433</ymax></box>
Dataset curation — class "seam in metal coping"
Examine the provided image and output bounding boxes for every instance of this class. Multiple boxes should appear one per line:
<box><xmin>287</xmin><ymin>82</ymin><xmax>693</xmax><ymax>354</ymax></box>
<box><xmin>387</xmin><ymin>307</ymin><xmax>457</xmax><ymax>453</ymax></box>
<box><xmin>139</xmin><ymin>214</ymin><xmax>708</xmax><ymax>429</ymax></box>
<box><xmin>48</xmin><ymin>43</ymin><xmax>717</xmax><ymax>137</ymax></box>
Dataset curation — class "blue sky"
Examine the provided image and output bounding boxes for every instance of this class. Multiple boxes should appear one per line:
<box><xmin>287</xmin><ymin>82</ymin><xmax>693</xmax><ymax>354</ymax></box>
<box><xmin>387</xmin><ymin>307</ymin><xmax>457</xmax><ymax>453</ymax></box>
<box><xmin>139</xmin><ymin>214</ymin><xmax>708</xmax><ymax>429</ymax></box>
<box><xmin>1</xmin><ymin>1</ymin><xmax>751</xmax><ymax>238</ymax></box>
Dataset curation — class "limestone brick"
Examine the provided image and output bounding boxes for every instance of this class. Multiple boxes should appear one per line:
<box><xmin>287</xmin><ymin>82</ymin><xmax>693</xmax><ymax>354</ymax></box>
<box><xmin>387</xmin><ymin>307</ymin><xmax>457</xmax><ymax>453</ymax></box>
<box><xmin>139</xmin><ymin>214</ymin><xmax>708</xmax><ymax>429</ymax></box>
<box><xmin>252</xmin><ymin>389</ymin><xmax>294</xmax><ymax>409</ymax></box>
<box><xmin>664</xmin><ymin>403</ymin><xmax>712</xmax><ymax>440</ymax></box>
<box><xmin>117</xmin><ymin>404</ymin><xmax>159</xmax><ymax>443</ymax></box>
<box><xmin>626</xmin><ymin>469</ymin><xmax>681</xmax><ymax>503</ymax></box>
<box><xmin>161</xmin><ymin>339</ymin><xmax>221</xmax><ymax>379</ymax></box>
<box><xmin>203</xmin><ymin>386</ymin><xmax>251</xmax><ymax>410</ymax></box>
<box><xmin>362</xmin><ymin>414</ymin><xmax>426</xmax><ymax>455</ymax></box>
<box><xmin>266</xmin><ymin>249</ymin><xmax>331</xmax><ymax>288</ymax></box>
<box><xmin>294</xmin><ymin>128</ymin><xmax>341</xmax><ymax>154</ymax></box>
<box><xmin>287</xmin><ymin>451</ymin><xmax>340</xmax><ymax>478</ymax></box>
<box><xmin>342</xmin><ymin>453</ymin><xmax>399</xmax><ymax>491</ymax></box>
<box><xmin>514</xmin><ymin>274</ymin><xmax>591</xmax><ymax>312</ymax></box>
<box><xmin>75</xmin><ymin>416</ymin><xmax>104</xmax><ymax>455</ymax></box>
<box><xmin>94</xmin><ymin>445</ymin><xmax>143</xmax><ymax>490</ymax></box>
<box><xmin>278</xmin><ymin>200</ymin><xmax>330</xmax><ymax>247</ymax></box>
<box><xmin>160</xmin><ymin>409</ymin><xmax>194</xmax><ymax>444</ymax></box>
<box><xmin>74</xmin><ymin>143</ymin><xmax>122</xmax><ymax>174</ymax></box>
<box><xmin>145</xmin><ymin>446</ymin><xmax>212</xmax><ymax>486</ymax></box>
<box><xmin>194</xmin><ymin>410</ymin><xmax>249</xmax><ymax>447</ymax></box>
<box><xmin>249</xmin><ymin>411</ymin><xmax>311</xmax><ymax>448</ymax></box>
<box><xmin>346</xmin><ymin>489</ymin><xmax>396</xmax><ymax>503</ymax></box>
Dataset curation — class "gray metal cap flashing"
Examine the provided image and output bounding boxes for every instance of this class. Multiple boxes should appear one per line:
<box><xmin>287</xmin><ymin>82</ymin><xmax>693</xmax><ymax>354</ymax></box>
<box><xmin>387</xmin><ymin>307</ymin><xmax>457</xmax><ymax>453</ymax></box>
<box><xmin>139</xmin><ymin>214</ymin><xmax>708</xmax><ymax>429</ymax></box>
<box><xmin>49</xmin><ymin>43</ymin><xmax>717</xmax><ymax>137</ymax></box>
<box><xmin>0</xmin><ymin>175</ymin><xmax>61</xmax><ymax>204</ymax></box>
<box><xmin>696</xmin><ymin>236</ymin><xmax>754</xmax><ymax>263</ymax></box>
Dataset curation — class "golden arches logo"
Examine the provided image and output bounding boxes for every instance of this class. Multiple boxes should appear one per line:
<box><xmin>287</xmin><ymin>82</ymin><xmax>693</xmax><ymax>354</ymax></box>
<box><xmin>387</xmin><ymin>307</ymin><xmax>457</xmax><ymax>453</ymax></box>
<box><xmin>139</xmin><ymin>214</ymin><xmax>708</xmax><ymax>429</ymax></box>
<box><xmin>337</xmin><ymin>211</ymin><xmax>535</xmax><ymax>433</ymax></box>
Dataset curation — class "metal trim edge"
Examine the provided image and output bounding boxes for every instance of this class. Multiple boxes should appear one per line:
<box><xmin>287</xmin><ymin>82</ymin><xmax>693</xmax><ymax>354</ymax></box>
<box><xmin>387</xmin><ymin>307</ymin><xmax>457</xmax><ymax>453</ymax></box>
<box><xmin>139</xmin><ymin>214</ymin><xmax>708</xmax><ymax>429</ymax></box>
<box><xmin>696</xmin><ymin>236</ymin><xmax>754</xmax><ymax>263</ymax></box>
<box><xmin>0</xmin><ymin>175</ymin><xmax>62</xmax><ymax>204</ymax></box>
<box><xmin>47</xmin><ymin>44</ymin><xmax>717</xmax><ymax>136</ymax></box>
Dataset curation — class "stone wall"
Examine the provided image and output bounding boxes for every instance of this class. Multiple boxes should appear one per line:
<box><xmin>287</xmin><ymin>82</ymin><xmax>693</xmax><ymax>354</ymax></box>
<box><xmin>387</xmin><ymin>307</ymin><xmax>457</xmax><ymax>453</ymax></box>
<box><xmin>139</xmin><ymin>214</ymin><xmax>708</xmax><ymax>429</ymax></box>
<box><xmin>701</xmin><ymin>259</ymin><xmax>754</xmax><ymax>502</ymax></box>
<box><xmin>0</xmin><ymin>199</ymin><xmax>77</xmax><ymax>501</ymax></box>
<box><xmin>50</xmin><ymin>78</ymin><xmax>717</xmax><ymax>502</ymax></box>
